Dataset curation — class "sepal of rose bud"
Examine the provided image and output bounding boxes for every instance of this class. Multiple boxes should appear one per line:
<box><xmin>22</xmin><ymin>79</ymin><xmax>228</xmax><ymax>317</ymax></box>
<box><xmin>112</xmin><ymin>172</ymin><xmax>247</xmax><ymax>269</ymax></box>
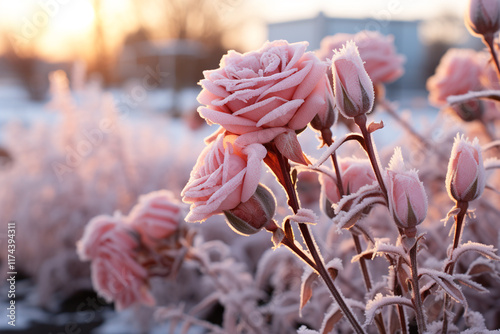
<box><xmin>465</xmin><ymin>0</ymin><xmax>500</xmax><ymax>37</ymax></box>
<box><xmin>332</xmin><ymin>41</ymin><xmax>375</xmax><ymax>119</ymax></box>
<box><xmin>446</xmin><ymin>134</ymin><xmax>486</xmax><ymax>202</ymax></box>
<box><xmin>386</xmin><ymin>148</ymin><xmax>428</xmax><ymax>235</ymax></box>
<box><xmin>451</xmin><ymin>100</ymin><xmax>484</xmax><ymax>122</ymax></box>
<box><xmin>223</xmin><ymin>184</ymin><xmax>276</xmax><ymax>236</ymax></box>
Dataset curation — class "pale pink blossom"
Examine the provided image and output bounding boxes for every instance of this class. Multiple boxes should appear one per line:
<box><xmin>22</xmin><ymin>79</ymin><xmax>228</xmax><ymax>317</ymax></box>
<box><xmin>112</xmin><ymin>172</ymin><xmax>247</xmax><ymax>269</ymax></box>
<box><xmin>77</xmin><ymin>215</ymin><xmax>155</xmax><ymax>310</ymax></box>
<box><xmin>331</xmin><ymin>41</ymin><xmax>375</xmax><ymax>119</ymax></box>
<box><xmin>197</xmin><ymin>40</ymin><xmax>331</xmax><ymax>144</ymax></box>
<box><xmin>385</xmin><ymin>148</ymin><xmax>428</xmax><ymax>233</ymax></box>
<box><xmin>181</xmin><ymin>133</ymin><xmax>267</xmax><ymax>222</ymax></box>
<box><xmin>318</xmin><ymin>158</ymin><xmax>376</xmax><ymax>205</ymax></box>
<box><xmin>465</xmin><ymin>0</ymin><xmax>500</xmax><ymax>37</ymax></box>
<box><xmin>426</xmin><ymin>49</ymin><xmax>482</xmax><ymax>107</ymax></box>
<box><xmin>446</xmin><ymin>134</ymin><xmax>486</xmax><ymax>202</ymax></box>
<box><xmin>317</xmin><ymin>31</ymin><xmax>405</xmax><ymax>84</ymax></box>
<box><xmin>127</xmin><ymin>190</ymin><xmax>182</xmax><ymax>244</ymax></box>
<box><xmin>340</xmin><ymin>158</ymin><xmax>377</xmax><ymax>195</ymax></box>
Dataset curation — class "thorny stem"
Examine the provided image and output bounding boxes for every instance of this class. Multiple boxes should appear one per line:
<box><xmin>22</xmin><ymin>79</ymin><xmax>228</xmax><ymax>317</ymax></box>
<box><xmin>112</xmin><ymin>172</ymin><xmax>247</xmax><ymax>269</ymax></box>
<box><xmin>354</xmin><ymin>114</ymin><xmax>388</xmax><ymax>201</ymax></box>
<box><xmin>483</xmin><ymin>33</ymin><xmax>500</xmax><ymax>80</ymax></box>
<box><xmin>441</xmin><ymin>201</ymin><xmax>469</xmax><ymax>334</ymax></box>
<box><xmin>275</xmin><ymin>150</ymin><xmax>366</xmax><ymax>334</ymax></box>
<box><xmin>409</xmin><ymin>241</ymin><xmax>426</xmax><ymax>333</ymax></box>
<box><xmin>322</xmin><ymin>127</ymin><xmax>386</xmax><ymax>334</ymax></box>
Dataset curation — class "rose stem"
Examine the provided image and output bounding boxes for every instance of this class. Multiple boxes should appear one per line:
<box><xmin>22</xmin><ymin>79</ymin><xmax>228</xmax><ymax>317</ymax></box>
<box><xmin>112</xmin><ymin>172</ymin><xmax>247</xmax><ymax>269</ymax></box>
<box><xmin>387</xmin><ymin>256</ymin><xmax>408</xmax><ymax>334</ymax></box>
<box><xmin>354</xmin><ymin>114</ymin><xmax>388</xmax><ymax>201</ymax></box>
<box><xmin>441</xmin><ymin>201</ymin><xmax>469</xmax><ymax>334</ymax></box>
<box><xmin>482</xmin><ymin>33</ymin><xmax>500</xmax><ymax>80</ymax></box>
<box><xmin>322</xmin><ymin>128</ymin><xmax>386</xmax><ymax>334</ymax></box>
<box><xmin>409</xmin><ymin>241</ymin><xmax>426</xmax><ymax>333</ymax></box>
<box><xmin>276</xmin><ymin>150</ymin><xmax>366</xmax><ymax>334</ymax></box>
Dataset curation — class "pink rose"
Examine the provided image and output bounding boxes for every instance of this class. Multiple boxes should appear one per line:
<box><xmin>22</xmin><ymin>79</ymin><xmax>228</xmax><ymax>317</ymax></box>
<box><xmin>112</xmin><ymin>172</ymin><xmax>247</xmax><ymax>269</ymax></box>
<box><xmin>197</xmin><ymin>40</ymin><xmax>331</xmax><ymax>144</ymax></box>
<box><xmin>385</xmin><ymin>148</ymin><xmax>428</xmax><ymax>234</ymax></box>
<box><xmin>465</xmin><ymin>0</ymin><xmax>500</xmax><ymax>37</ymax></box>
<box><xmin>317</xmin><ymin>31</ymin><xmax>405</xmax><ymax>84</ymax></box>
<box><xmin>127</xmin><ymin>190</ymin><xmax>182</xmax><ymax>243</ymax></box>
<box><xmin>426</xmin><ymin>49</ymin><xmax>482</xmax><ymax>107</ymax></box>
<box><xmin>77</xmin><ymin>215</ymin><xmax>155</xmax><ymax>310</ymax></box>
<box><xmin>446</xmin><ymin>134</ymin><xmax>486</xmax><ymax>202</ymax></box>
<box><xmin>77</xmin><ymin>215</ymin><xmax>139</xmax><ymax>261</ymax></box>
<box><xmin>318</xmin><ymin>158</ymin><xmax>376</xmax><ymax>205</ymax></box>
<box><xmin>331</xmin><ymin>41</ymin><xmax>375</xmax><ymax>119</ymax></box>
<box><xmin>181</xmin><ymin>133</ymin><xmax>267</xmax><ymax>222</ymax></box>
<box><xmin>339</xmin><ymin>158</ymin><xmax>377</xmax><ymax>194</ymax></box>
<box><xmin>91</xmin><ymin>256</ymin><xmax>155</xmax><ymax>310</ymax></box>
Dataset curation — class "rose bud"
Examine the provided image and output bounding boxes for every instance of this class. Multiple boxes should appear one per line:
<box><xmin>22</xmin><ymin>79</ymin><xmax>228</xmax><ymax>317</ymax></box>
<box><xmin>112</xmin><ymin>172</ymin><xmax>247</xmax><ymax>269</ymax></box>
<box><xmin>223</xmin><ymin>184</ymin><xmax>276</xmax><ymax>236</ymax></box>
<box><xmin>465</xmin><ymin>0</ymin><xmax>500</xmax><ymax>37</ymax></box>
<box><xmin>446</xmin><ymin>134</ymin><xmax>486</xmax><ymax>202</ymax></box>
<box><xmin>385</xmin><ymin>148</ymin><xmax>428</xmax><ymax>236</ymax></box>
<box><xmin>331</xmin><ymin>40</ymin><xmax>375</xmax><ymax>119</ymax></box>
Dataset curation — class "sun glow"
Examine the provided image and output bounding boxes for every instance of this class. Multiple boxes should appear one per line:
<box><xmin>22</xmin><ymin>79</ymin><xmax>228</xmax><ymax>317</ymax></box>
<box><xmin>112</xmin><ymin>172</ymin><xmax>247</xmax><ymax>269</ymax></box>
<box><xmin>51</xmin><ymin>0</ymin><xmax>96</xmax><ymax>35</ymax></box>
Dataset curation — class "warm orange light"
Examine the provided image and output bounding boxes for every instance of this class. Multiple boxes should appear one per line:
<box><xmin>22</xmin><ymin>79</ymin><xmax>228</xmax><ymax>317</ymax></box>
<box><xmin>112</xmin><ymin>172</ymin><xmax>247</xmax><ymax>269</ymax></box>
<box><xmin>52</xmin><ymin>0</ymin><xmax>95</xmax><ymax>35</ymax></box>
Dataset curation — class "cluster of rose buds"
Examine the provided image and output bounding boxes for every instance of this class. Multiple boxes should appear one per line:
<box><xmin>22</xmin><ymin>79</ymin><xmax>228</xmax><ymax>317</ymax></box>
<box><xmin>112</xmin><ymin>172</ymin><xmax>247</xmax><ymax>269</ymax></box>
<box><xmin>77</xmin><ymin>190</ymin><xmax>183</xmax><ymax>310</ymax></box>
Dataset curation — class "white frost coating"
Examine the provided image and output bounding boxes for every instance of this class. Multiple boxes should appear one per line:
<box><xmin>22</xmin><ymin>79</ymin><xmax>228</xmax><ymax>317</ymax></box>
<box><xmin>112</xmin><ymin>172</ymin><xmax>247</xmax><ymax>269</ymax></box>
<box><xmin>364</xmin><ymin>293</ymin><xmax>413</xmax><ymax>327</ymax></box>
<box><xmin>450</xmin><ymin>241</ymin><xmax>500</xmax><ymax>263</ymax></box>
<box><xmin>447</xmin><ymin>89</ymin><xmax>500</xmax><ymax>105</ymax></box>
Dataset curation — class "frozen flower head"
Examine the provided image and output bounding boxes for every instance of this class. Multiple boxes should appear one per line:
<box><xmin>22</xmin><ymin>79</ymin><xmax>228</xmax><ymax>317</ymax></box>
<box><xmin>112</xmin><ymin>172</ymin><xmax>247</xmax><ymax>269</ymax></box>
<box><xmin>317</xmin><ymin>31</ymin><xmax>405</xmax><ymax>84</ymax></box>
<box><xmin>331</xmin><ymin>41</ymin><xmax>375</xmax><ymax>119</ymax></box>
<box><xmin>427</xmin><ymin>49</ymin><xmax>482</xmax><ymax>107</ymax></box>
<box><xmin>465</xmin><ymin>0</ymin><xmax>500</xmax><ymax>37</ymax></box>
<box><xmin>77</xmin><ymin>215</ymin><xmax>155</xmax><ymax>310</ymax></box>
<box><xmin>385</xmin><ymin>148</ymin><xmax>428</xmax><ymax>236</ymax></box>
<box><xmin>127</xmin><ymin>190</ymin><xmax>182</xmax><ymax>245</ymax></box>
<box><xmin>446</xmin><ymin>134</ymin><xmax>486</xmax><ymax>202</ymax></box>
<box><xmin>340</xmin><ymin>157</ymin><xmax>377</xmax><ymax>195</ymax></box>
<box><xmin>181</xmin><ymin>133</ymin><xmax>267</xmax><ymax>222</ymax></box>
<box><xmin>197</xmin><ymin>40</ymin><xmax>332</xmax><ymax>144</ymax></box>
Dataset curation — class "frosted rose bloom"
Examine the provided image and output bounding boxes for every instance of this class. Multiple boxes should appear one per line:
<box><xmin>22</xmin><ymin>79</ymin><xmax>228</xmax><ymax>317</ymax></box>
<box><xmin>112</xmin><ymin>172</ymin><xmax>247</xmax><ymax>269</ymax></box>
<box><xmin>77</xmin><ymin>215</ymin><xmax>155</xmax><ymax>310</ymax></box>
<box><xmin>317</xmin><ymin>31</ymin><xmax>405</xmax><ymax>84</ymax></box>
<box><xmin>385</xmin><ymin>148</ymin><xmax>428</xmax><ymax>233</ymax></box>
<box><xmin>427</xmin><ymin>49</ymin><xmax>482</xmax><ymax>106</ymax></box>
<box><xmin>446</xmin><ymin>134</ymin><xmax>486</xmax><ymax>202</ymax></box>
<box><xmin>182</xmin><ymin>133</ymin><xmax>267</xmax><ymax>222</ymax></box>
<box><xmin>340</xmin><ymin>158</ymin><xmax>377</xmax><ymax>195</ymax></box>
<box><xmin>331</xmin><ymin>41</ymin><xmax>375</xmax><ymax>118</ymax></box>
<box><xmin>128</xmin><ymin>190</ymin><xmax>182</xmax><ymax>243</ymax></box>
<box><xmin>197</xmin><ymin>40</ymin><xmax>331</xmax><ymax>144</ymax></box>
<box><xmin>465</xmin><ymin>0</ymin><xmax>500</xmax><ymax>37</ymax></box>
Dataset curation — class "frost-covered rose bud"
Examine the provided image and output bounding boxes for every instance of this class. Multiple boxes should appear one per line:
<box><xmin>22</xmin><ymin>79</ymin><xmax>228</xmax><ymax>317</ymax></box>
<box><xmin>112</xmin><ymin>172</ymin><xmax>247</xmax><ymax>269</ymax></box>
<box><xmin>385</xmin><ymin>148</ymin><xmax>428</xmax><ymax>236</ymax></box>
<box><xmin>331</xmin><ymin>41</ymin><xmax>375</xmax><ymax>119</ymax></box>
<box><xmin>465</xmin><ymin>0</ymin><xmax>500</xmax><ymax>37</ymax></box>
<box><xmin>224</xmin><ymin>184</ymin><xmax>276</xmax><ymax>235</ymax></box>
<box><xmin>446</xmin><ymin>134</ymin><xmax>486</xmax><ymax>202</ymax></box>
